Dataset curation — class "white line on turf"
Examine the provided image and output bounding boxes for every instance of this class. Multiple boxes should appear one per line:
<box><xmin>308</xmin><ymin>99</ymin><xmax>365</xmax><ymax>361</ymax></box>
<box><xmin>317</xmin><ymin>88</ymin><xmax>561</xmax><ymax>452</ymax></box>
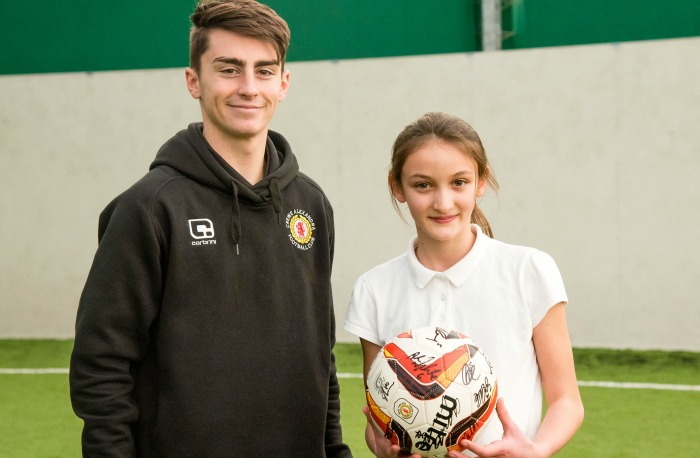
<box><xmin>336</xmin><ymin>373</ymin><xmax>700</xmax><ymax>392</ymax></box>
<box><xmin>2</xmin><ymin>369</ymin><xmax>699</xmax><ymax>392</ymax></box>
<box><xmin>576</xmin><ymin>380</ymin><xmax>700</xmax><ymax>391</ymax></box>
<box><xmin>0</xmin><ymin>368</ymin><xmax>68</xmax><ymax>374</ymax></box>
<box><xmin>337</xmin><ymin>372</ymin><xmax>363</xmax><ymax>379</ymax></box>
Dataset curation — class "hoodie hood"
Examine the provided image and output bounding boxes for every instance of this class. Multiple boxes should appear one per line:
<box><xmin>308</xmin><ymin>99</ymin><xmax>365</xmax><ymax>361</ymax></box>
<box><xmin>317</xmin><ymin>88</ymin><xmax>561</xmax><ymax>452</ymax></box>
<box><xmin>149</xmin><ymin>123</ymin><xmax>300</xmax><ymax>252</ymax></box>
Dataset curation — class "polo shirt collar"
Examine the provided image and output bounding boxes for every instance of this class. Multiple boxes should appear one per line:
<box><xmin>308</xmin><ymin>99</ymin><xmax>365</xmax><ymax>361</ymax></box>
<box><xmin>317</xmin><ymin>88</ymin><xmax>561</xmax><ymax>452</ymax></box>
<box><xmin>408</xmin><ymin>224</ymin><xmax>489</xmax><ymax>289</ymax></box>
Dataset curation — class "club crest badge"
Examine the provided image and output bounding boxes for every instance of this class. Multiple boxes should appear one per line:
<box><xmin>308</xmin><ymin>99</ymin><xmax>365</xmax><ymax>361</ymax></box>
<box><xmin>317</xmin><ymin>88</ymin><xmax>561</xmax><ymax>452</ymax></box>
<box><xmin>394</xmin><ymin>398</ymin><xmax>419</xmax><ymax>424</ymax></box>
<box><xmin>286</xmin><ymin>209</ymin><xmax>316</xmax><ymax>250</ymax></box>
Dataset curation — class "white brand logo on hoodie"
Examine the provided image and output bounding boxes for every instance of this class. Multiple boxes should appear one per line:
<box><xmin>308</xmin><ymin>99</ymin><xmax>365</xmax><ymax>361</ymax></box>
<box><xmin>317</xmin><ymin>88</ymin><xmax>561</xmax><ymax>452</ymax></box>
<box><xmin>189</xmin><ymin>219</ymin><xmax>217</xmax><ymax>245</ymax></box>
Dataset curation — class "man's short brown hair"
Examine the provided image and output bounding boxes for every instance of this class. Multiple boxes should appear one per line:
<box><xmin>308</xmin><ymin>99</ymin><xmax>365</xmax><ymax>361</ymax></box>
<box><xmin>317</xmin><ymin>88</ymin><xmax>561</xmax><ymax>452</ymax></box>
<box><xmin>189</xmin><ymin>0</ymin><xmax>291</xmax><ymax>72</ymax></box>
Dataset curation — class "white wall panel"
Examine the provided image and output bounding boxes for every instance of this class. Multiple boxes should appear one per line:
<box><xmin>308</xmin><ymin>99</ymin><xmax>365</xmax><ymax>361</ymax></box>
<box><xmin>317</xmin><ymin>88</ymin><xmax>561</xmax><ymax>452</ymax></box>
<box><xmin>1</xmin><ymin>38</ymin><xmax>698</xmax><ymax>350</ymax></box>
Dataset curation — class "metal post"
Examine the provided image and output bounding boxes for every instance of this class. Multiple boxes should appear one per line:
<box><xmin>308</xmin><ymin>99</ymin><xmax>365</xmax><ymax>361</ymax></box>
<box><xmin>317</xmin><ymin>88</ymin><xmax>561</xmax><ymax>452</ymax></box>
<box><xmin>481</xmin><ymin>0</ymin><xmax>502</xmax><ymax>51</ymax></box>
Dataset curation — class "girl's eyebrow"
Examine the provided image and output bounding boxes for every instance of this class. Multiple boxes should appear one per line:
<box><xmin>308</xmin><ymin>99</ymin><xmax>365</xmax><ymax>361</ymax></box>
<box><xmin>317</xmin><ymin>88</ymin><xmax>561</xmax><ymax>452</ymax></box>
<box><xmin>407</xmin><ymin>173</ymin><xmax>431</xmax><ymax>180</ymax></box>
<box><xmin>407</xmin><ymin>171</ymin><xmax>475</xmax><ymax>180</ymax></box>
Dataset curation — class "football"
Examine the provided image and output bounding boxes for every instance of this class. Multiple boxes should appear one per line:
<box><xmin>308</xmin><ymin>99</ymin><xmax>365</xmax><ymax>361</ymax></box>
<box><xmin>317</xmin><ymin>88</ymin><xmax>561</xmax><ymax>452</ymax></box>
<box><xmin>365</xmin><ymin>326</ymin><xmax>498</xmax><ymax>458</ymax></box>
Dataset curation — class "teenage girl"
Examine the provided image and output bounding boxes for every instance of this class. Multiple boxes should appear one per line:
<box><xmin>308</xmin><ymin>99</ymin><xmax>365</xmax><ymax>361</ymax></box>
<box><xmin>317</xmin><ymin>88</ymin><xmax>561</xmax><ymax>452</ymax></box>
<box><xmin>344</xmin><ymin>112</ymin><xmax>584</xmax><ymax>458</ymax></box>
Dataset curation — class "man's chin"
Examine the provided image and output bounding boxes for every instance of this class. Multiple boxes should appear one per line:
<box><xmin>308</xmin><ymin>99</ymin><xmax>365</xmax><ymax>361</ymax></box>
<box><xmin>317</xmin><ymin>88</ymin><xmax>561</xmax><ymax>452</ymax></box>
<box><xmin>225</xmin><ymin>123</ymin><xmax>267</xmax><ymax>140</ymax></box>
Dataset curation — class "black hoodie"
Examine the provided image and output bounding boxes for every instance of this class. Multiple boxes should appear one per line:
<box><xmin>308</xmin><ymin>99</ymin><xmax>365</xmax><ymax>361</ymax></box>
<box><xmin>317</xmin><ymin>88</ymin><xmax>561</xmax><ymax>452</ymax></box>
<box><xmin>70</xmin><ymin>124</ymin><xmax>352</xmax><ymax>457</ymax></box>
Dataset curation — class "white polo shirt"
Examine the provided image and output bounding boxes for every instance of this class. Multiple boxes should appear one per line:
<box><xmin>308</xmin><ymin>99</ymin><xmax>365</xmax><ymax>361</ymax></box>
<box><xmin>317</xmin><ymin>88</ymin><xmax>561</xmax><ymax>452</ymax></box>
<box><xmin>344</xmin><ymin>224</ymin><xmax>568</xmax><ymax>444</ymax></box>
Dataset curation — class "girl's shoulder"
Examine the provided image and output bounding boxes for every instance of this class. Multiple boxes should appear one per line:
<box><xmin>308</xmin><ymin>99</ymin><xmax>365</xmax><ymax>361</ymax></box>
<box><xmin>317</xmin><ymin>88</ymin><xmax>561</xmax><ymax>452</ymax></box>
<box><xmin>358</xmin><ymin>251</ymin><xmax>411</xmax><ymax>281</ymax></box>
<box><xmin>487</xmin><ymin>236</ymin><xmax>540</xmax><ymax>254</ymax></box>
<box><xmin>483</xmin><ymin>235</ymin><xmax>558</xmax><ymax>269</ymax></box>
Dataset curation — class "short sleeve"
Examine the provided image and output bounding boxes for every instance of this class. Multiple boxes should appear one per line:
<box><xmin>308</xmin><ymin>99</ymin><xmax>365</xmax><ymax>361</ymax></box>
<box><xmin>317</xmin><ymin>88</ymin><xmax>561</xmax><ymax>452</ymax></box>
<box><xmin>343</xmin><ymin>274</ymin><xmax>383</xmax><ymax>346</ymax></box>
<box><xmin>525</xmin><ymin>249</ymin><xmax>568</xmax><ymax>327</ymax></box>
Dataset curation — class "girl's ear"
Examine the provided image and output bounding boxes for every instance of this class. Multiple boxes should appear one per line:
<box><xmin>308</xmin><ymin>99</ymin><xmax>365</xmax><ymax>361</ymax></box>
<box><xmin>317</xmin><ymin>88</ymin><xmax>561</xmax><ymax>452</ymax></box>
<box><xmin>476</xmin><ymin>176</ymin><xmax>488</xmax><ymax>198</ymax></box>
<box><xmin>389</xmin><ymin>176</ymin><xmax>407</xmax><ymax>203</ymax></box>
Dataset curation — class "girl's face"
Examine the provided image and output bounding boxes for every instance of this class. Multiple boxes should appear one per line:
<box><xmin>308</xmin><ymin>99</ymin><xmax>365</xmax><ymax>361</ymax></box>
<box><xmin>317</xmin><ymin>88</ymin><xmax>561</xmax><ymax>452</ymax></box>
<box><xmin>393</xmin><ymin>140</ymin><xmax>486</xmax><ymax>248</ymax></box>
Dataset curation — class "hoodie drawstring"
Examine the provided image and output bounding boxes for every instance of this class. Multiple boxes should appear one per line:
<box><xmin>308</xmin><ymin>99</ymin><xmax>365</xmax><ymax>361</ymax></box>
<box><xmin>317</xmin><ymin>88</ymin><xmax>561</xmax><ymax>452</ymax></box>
<box><xmin>230</xmin><ymin>179</ymin><xmax>283</xmax><ymax>255</ymax></box>
<box><xmin>270</xmin><ymin>178</ymin><xmax>283</xmax><ymax>225</ymax></box>
<box><xmin>230</xmin><ymin>181</ymin><xmax>241</xmax><ymax>255</ymax></box>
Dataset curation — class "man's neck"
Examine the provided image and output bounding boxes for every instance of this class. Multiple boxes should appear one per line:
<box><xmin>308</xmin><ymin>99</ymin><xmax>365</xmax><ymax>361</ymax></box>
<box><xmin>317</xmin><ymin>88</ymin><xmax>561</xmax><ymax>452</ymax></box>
<box><xmin>204</xmin><ymin>127</ymin><xmax>268</xmax><ymax>185</ymax></box>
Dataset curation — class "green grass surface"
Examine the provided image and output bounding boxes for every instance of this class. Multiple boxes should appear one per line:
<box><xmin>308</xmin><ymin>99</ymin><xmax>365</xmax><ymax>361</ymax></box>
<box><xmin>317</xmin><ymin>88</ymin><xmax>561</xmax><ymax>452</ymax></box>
<box><xmin>572</xmin><ymin>347</ymin><xmax>700</xmax><ymax>385</ymax></box>
<box><xmin>0</xmin><ymin>339</ymin><xmax>74</xmax><ymax>368</ymax></box>
<box><xmin>1</xmin><ymin>341</ymin><xmax>698</xmax><ymax>457</ymax></box>
<box><xmin>0</xmin><ymin>374</ymin><xmax>82</xmax><ymax>457</ymax></box>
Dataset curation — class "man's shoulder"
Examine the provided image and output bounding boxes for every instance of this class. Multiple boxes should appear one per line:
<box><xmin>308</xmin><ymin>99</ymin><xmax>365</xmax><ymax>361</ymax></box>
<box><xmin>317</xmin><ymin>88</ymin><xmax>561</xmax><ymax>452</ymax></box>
<box><xmin>289</xmin><ymin>172</ymin><xmax>333</xmax><ymax>212</ymax></box>
<box><xmin>295</xmin><ymin>171</ymin><xmax>326</xmax><ymax>195</ymax></box>
<box><xmin>101</xmin><ymin>166</ymin><xmax>182</xmax><ymax>216</ymax></box>
<box><xmin>128</xmin><ymin>164</ymin><xmax>185</xmax><ymax>195</ymax></box>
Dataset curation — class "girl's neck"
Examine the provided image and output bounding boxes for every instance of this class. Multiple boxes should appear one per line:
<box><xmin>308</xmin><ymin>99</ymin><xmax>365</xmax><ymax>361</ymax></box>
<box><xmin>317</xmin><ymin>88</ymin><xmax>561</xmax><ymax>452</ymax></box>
<box><xmin>414</xmin><ymin>226</ymin><xmax>477</xmax><ymax>272</ymax></box>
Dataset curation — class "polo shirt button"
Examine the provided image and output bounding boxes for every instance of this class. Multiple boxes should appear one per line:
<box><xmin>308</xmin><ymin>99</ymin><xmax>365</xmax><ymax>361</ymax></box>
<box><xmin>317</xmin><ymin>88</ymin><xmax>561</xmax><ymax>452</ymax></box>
<box><xmin>441</xmin><ymin>295</ymin><xmax>446</xmax><ymax>301</ymax></box>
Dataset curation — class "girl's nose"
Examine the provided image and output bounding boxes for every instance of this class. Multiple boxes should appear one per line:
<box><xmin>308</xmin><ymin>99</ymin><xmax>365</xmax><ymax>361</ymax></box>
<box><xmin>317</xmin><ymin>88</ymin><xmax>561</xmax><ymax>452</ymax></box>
<box><xmin>433</xmin><ymin>188</ymin><xmax>453</xmax><ymax>212</ymax></box>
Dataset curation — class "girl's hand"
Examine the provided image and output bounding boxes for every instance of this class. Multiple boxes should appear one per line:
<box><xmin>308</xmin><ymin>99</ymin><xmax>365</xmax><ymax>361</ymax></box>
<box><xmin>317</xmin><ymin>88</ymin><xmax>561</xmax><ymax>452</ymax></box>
<box><xmin>447</xmin><ymin>399</ymin><xmax>547</xmax><ymax>458</ymax></box>
<box><xmin>362</xmin><ymin>406</ymin><xmax>422</xmax><ymax>458</ymax></box>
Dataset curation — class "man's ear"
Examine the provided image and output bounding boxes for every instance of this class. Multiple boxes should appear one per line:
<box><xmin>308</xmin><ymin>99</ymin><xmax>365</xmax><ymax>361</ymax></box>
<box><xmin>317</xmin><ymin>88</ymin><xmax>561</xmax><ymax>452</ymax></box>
<box><xmin>277</xmin><ymin>69</ymin><xmax>290</xmax><ymax>102</ymax></box>
<box><xmin>185</xmin><ymin>67</ymin><xmax>201</xmax><ymax>100</ymax></box>
<box><xmin>389</xmin><ymin>176</ymin><xmax>406</xmax><ymax>203</ymax></box>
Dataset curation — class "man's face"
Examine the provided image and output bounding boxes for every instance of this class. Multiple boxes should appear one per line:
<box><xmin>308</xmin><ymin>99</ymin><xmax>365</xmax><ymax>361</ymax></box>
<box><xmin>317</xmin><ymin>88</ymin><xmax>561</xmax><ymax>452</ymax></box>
<box><xmin>186</xmin><ymin>29</ymin><xmax>290</xmax><ymax>143</ymax></box>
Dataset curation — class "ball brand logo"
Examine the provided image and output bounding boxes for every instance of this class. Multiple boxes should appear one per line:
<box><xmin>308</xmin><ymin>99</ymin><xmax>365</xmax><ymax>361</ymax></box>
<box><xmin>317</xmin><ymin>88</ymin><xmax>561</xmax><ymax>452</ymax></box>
<box><xmin>285</xmin><ymin>209</ymin><xmax>316</xmax><ymax>250</ymax></box>
<box><xmin>415</xmin><ymin>395</ymin><xmax>459</xmax><ymax>452</ymax></box>
<box><xmin>394</xmin><ymin>398</ymin><xmax>419</xmax><ymax>424</ymax></box>
<box><xmin>188</xmin><ymin>218</ymin><xmax>217</xmax><ymax>246</ymax></box>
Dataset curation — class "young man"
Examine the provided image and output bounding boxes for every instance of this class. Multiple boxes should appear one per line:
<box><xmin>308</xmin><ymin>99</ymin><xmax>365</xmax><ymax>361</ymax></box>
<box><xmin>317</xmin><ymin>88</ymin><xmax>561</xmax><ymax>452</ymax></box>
<box><xmin>69</xmin><ymin>1</ymin><xmax>352</xmax><ymax>456</ymax></box>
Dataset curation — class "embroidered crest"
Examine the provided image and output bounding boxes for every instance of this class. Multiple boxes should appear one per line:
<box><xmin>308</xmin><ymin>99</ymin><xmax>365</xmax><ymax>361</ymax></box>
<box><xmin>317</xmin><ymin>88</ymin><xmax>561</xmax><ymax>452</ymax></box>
<box><xmin>286</xmin><ymin>209</ymin><xmax>316</xmax><ymax>250</ymax></box>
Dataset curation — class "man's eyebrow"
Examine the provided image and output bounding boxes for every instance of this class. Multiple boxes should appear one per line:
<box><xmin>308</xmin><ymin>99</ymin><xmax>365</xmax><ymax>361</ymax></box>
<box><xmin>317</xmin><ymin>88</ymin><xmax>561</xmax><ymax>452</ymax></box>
<box><xmin>254</xmin><ymin>59</ymin><xmax>281</xmax><ymax>68</ymax></box>
<box><xmin>212</xmin><ymin>57</ymin><xmax>280</xmax><ymax>67</ymax></box>
<box><xmin>212</xmin><ymin>57</ymin><xmax>245</xmax><ymax>66</ymax></box>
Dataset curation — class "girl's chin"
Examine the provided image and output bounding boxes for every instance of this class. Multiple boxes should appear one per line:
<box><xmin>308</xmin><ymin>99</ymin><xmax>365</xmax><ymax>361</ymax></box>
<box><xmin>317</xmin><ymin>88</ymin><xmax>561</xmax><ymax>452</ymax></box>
<box><xmin>418</xmin><ymin>229</ymin><xmax>468</xmax><ymax>244</ymax></box>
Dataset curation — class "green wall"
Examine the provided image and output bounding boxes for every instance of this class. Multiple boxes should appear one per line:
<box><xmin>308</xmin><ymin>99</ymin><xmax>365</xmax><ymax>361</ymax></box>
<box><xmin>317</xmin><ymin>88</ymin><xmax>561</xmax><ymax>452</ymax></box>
<box><xmin>1</xmin><ymin>0</ymin><xmax>698</xmax><ymax>75</ymax></box>
<box><xmin>0</xmin><ymin>0</ymin><xmax>193</xmax><ymax>75</ymax></box>
<box><xmin>502</xmin><ymin>0</ymin><xmax>700</xmax><ymax>49</ymax></box>
<box><xmin>267</xmin><ymin>0</ymin><xmax>478</xmax><ymax>61</ymax></box>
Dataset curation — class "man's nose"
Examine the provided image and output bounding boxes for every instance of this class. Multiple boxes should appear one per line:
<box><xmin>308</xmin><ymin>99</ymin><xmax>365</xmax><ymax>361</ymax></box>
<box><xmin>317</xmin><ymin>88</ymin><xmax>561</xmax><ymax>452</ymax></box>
<box><xmin>239</xmin><ymin>71</ymin><xmax>259</xmax><ymax>97</ymax></box>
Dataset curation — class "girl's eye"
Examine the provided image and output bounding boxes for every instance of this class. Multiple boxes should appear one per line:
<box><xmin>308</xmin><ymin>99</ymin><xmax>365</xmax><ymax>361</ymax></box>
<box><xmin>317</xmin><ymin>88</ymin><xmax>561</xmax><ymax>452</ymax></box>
<box><xmin>415</xmin><ymin>182</ymin><xmax>430</xmax><ymax>190</ymax></box>
<box><xmin>454</xmin><ymin>179</ymin><xmax>466</xmax><ymax>187</ymax></box>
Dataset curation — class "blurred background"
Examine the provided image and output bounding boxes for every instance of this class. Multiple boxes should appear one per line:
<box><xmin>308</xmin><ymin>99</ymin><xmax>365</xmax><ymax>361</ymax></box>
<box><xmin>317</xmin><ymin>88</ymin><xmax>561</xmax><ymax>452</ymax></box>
<box><xmin>1</xmin><ymin>0</ymin><xmax>699</xmax><ymax>351</ymax></box>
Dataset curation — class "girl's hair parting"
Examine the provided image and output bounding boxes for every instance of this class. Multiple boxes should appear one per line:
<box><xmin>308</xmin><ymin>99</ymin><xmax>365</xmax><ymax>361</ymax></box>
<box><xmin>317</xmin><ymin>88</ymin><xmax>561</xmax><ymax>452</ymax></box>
<box><xmin>388</xmin><ymin>112</ymin><xmax>499</xmax><ymax>237</ymax></box>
